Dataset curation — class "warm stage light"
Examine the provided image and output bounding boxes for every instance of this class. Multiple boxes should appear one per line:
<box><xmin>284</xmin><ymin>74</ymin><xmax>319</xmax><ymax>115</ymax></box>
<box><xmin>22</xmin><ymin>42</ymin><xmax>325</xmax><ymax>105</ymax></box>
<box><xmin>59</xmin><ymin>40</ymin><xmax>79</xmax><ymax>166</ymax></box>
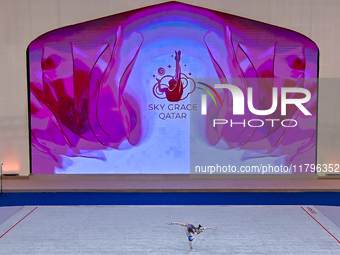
<box><xmin>1</xmin><ymin>160</ymin><xmax>20</xmax><ymax>174</ymax></box>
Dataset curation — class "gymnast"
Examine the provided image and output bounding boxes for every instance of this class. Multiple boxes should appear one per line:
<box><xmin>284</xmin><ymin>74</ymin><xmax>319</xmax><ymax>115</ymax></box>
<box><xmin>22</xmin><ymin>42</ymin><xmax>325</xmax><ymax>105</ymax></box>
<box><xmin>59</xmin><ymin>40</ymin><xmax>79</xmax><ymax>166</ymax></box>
<box><xmin>169</xmin><ymin>222</ymin><xmax>216</xmax><ymax>251</ymax></box>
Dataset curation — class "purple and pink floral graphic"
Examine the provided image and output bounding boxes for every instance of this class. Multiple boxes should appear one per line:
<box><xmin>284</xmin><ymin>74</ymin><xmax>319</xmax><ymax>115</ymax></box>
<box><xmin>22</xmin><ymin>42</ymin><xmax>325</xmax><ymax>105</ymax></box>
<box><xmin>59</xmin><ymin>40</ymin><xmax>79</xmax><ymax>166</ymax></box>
<box><xmin>28</xmin><ymin>2</ymin><xmax>318</xmax><ymax>174</ymax></box>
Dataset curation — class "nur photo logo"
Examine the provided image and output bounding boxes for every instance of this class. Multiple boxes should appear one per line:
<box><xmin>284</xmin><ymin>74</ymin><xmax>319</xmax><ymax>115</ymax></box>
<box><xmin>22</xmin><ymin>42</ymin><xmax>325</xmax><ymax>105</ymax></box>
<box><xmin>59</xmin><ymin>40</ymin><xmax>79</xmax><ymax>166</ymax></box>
<box><xmin>200</xmin><ymin>83</ymin><xmax>312</xmax><ymax>128</ymax></box>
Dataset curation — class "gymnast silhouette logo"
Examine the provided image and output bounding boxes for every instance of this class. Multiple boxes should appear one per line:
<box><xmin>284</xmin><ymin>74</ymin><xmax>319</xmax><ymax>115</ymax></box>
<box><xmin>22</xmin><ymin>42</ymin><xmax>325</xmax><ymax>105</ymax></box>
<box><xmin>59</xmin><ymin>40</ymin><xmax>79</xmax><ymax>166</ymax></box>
<box><xmin>152</xmin><ymin>51</ymin><xmax>196</xmax><ymax>102</ymax></box>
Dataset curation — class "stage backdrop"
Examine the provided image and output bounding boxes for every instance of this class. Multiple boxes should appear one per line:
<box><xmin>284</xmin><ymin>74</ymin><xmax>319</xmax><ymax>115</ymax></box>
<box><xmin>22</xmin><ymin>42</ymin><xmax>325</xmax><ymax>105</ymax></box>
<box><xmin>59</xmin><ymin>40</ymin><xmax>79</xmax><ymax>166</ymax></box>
<box><xmin>28</xmin><ymin>2</ymin><xmax>318</xmax><ymax>174</ymax></box>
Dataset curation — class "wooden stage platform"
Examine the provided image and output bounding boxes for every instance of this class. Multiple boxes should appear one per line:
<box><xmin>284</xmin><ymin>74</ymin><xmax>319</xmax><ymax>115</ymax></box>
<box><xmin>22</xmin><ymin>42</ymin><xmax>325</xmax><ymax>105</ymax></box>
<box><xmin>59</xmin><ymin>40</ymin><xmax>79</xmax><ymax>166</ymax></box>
<box><xmin>2</xmin><ymin>174</ymin><xmax>340</xmax><ymax>193</ymax></box>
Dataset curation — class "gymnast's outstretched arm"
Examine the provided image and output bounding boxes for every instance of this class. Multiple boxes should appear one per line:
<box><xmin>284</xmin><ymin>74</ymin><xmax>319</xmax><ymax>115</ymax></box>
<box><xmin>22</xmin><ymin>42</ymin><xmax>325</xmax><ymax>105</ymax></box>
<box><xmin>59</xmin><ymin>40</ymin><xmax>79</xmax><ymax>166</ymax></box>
<box><xmin>202</xmin><ymin>226</ymin><xmax>216</xmax><ymax>230</ymax></box>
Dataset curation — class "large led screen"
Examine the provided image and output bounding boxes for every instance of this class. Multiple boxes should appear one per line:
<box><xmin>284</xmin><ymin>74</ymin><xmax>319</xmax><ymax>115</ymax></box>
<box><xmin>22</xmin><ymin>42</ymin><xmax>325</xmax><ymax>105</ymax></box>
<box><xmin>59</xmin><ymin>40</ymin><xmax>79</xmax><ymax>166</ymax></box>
<box><xmin>28</xmin><ymin>2</ymin><xmax>318</xmax><ymax>174</ymax></box>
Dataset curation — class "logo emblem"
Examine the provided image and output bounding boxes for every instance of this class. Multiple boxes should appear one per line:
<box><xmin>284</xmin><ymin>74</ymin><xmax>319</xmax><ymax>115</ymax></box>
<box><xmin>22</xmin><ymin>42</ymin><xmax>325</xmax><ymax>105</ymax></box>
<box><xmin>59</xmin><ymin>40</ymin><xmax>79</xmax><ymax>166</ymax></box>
<box><xmin>152</xmin><ymin>51</ymin><xmax>196</xmax><ymax>102</ymax></box>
